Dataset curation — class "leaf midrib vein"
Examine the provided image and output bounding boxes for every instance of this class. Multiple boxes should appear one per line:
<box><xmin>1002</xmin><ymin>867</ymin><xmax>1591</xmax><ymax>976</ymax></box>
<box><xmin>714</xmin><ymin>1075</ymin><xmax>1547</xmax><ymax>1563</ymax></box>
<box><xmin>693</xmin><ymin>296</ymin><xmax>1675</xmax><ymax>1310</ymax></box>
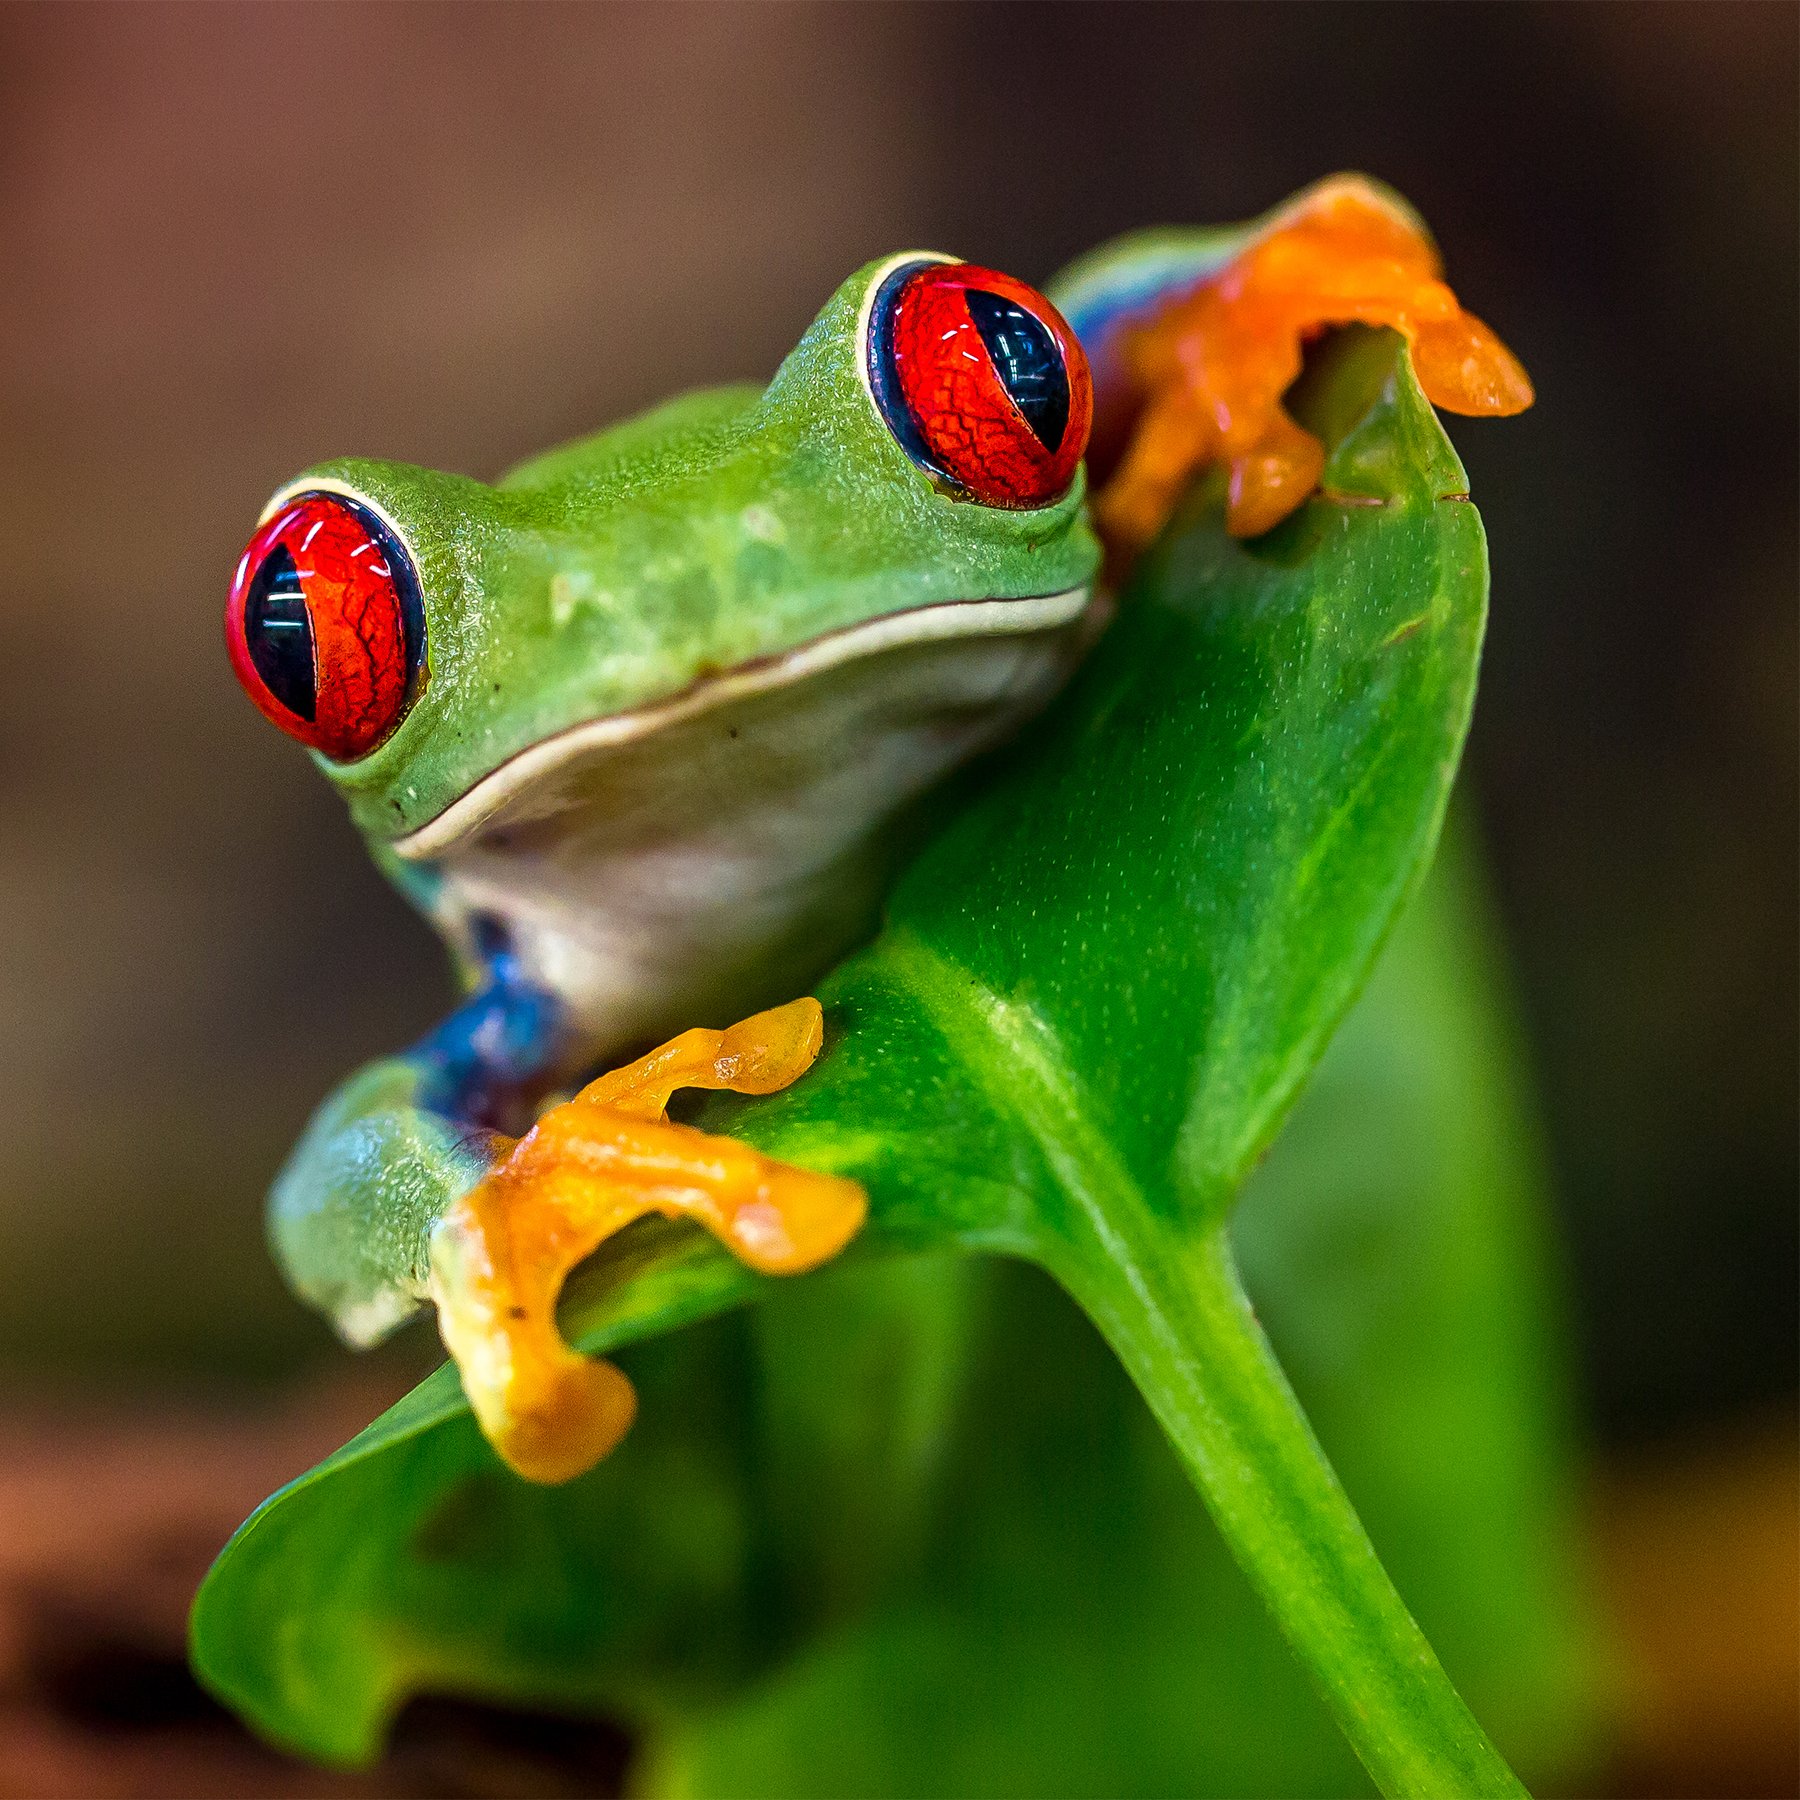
<box><xmin>881</xmin><ymin>928</ymin><xmax>1191</xmax><ymax>1369</ymax></box>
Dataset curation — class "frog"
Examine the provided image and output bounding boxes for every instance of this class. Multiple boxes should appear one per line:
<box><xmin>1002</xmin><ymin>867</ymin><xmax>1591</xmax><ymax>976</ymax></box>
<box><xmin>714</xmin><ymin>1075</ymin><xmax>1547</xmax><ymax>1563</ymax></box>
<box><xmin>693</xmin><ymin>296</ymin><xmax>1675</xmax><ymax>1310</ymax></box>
<box><xmin>227</xmin><ymin>174</ymin><xmax>1529</xmax><ymax>1485</ymax></box>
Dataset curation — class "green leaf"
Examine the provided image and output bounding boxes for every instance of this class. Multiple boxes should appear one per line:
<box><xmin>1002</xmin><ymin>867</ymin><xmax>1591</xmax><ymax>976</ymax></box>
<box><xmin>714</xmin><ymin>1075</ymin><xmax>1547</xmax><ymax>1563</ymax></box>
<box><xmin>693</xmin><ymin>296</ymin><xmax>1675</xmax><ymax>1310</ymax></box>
<box><xmin>649</xmin><ymin>847</ymin><xmax>1601</xmax><ymax>1797</ymax></box>
<box><xmin>1231</xmin><ymin>825</ymin><xmax>1602</xmax><ymax>1782</ymax></box>
<box><xmin>195</xmin><ymin>325</ymin><xmax>1533</xmax><ymax>1793</ymax></box>
<box><xmin>190</xmin><ymin>847</ymin><xmax>1599</xmax><ymax>1795</ymax></box>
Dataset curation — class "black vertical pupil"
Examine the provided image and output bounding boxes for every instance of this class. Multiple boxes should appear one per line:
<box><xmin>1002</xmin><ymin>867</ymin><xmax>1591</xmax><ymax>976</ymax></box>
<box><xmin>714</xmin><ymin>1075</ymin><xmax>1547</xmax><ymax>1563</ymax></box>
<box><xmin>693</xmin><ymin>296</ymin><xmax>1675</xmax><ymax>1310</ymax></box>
<box><xmin>965</xmin><ymin>289</ymin><xmax>1070</xmax><ymax>453</ymax></box>
<box><xmin>245</xmin><ymin>542</ymin><xmax>316</xmax><ymax>721</ymax></box>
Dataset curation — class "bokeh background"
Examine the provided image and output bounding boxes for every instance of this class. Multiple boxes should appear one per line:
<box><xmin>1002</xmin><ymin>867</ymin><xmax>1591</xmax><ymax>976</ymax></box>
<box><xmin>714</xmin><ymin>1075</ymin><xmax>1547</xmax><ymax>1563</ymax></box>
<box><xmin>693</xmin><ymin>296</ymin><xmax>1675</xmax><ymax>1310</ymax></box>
<box><xmin>0</xmin><ymin>3</ymin><xmax>1793</xmax><ymax>1794</ymax></box>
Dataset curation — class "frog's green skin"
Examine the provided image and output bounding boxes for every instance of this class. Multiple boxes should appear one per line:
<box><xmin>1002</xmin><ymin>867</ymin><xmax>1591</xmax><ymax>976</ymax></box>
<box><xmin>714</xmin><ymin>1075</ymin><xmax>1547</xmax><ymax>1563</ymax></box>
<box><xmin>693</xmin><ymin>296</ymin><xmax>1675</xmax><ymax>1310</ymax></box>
<box><xmin>269</xmin><ymin>250</ymin><xmax>1127</xmax><ymax>1344</ymax></box>
<box><xmin>265</xmin><ymin>230</ymin><xmax>1278</xmax><ymax>1345</ymax></box>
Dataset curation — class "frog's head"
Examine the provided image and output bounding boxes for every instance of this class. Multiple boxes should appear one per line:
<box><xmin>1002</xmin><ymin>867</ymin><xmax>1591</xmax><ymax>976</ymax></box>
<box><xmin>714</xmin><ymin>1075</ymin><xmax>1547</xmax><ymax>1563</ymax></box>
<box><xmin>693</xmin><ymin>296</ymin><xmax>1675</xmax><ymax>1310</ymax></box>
<box><xmin>225</xmin><ymin>255</ymin><xmax>1102</xmax><ymax>1044</ymax></box>
<box><xmin>228</xmin><ymin>255</ymin><xmax>1099</xmax><ymax>837</ymax></box>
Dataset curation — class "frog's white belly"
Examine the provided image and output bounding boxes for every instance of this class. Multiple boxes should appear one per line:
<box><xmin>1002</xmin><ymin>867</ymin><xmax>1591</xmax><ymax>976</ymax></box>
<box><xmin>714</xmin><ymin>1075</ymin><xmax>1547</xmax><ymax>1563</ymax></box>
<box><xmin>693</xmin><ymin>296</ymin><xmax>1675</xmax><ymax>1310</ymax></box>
<box><xmin>395</xmin><ymin>589</ymin><xmax>1095</xmax><ymax>1064</ymax></box>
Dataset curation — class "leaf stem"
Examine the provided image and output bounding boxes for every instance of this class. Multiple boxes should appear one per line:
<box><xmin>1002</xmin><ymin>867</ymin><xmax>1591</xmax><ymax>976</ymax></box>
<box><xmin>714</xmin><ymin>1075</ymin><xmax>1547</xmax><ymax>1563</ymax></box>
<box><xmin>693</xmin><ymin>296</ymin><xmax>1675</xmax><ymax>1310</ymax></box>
<box><xmin>1040</xmin><ymin>1212</ymin><xmax>1528</xmax><ymax>1799</ymax></box>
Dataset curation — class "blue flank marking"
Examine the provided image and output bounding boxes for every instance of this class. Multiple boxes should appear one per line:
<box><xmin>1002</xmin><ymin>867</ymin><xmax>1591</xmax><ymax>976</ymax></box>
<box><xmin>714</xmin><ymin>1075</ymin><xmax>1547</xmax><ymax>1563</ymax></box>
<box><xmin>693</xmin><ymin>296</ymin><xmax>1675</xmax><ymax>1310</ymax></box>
<box><xmin>410</xmin><ymin>920</ymin><xmax>564</xmax><ymax>1128</ymax></box>
<box><xmin>1057</xmin><ymin>243</ymin><xmax>1241</xmax><ymax>355</ymax></box>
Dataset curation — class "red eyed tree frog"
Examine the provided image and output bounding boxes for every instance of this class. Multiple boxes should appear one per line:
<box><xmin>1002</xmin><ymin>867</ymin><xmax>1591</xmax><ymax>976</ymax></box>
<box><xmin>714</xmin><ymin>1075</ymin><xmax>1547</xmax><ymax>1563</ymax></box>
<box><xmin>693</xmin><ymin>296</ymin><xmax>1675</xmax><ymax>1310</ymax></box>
<box><xmin>226</xmin><ymin>175</ymin><xmax>1528</xmax><ymax>1484</ymax></box>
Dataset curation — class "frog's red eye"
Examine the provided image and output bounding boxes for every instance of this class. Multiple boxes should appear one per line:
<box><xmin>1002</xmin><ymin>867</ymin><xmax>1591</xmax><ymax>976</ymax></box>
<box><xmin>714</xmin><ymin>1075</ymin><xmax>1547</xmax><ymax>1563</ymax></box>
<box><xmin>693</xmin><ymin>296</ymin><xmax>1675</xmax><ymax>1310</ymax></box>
<box><xmin>870</xmin><ymin>261</ymin><xmax>1093</xmax><ymax>508</ymax></box>
<box><xmin>225</xmin><ymin>492</ymin><xmax>423</xmax><ymax>761</ymax></box>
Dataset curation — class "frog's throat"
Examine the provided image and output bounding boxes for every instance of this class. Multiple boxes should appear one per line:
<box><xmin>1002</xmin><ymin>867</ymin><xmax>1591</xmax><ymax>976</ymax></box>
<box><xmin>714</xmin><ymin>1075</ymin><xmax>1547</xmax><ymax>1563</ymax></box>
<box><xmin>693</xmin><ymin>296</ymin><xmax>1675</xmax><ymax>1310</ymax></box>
<box><xmin>391</xmin><ymin>584</ymin><xmax>1094</xmax><ymax>861</ymax></box>
<box><xmin>386</xmin><ymin>579</ymin><xmax>1098</xmax><ymax>1062</ymax></box>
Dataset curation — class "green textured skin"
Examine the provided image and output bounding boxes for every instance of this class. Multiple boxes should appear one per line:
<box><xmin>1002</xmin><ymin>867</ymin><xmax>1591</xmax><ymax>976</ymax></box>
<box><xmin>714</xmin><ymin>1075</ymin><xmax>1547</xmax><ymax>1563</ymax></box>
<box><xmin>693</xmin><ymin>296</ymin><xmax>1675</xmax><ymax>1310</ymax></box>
<box><xmin>298</xmin><ymin>256</ymin><xmax>1099</xmax><ymax>845</ymax></box>
<box><xmin>267</xmin><ymin>1060</ymin><xmax>488</xmax><ymax>1343</ymax></box>
<box><xmin>261</xmin><ymin>252</ymin><xmax>1101</xmax><ymax>1347</ymax></box>
<box><xmin>263</xmin><ymin>183</ymin><xmax>1456</xmax><ymax>1348</ymax></box>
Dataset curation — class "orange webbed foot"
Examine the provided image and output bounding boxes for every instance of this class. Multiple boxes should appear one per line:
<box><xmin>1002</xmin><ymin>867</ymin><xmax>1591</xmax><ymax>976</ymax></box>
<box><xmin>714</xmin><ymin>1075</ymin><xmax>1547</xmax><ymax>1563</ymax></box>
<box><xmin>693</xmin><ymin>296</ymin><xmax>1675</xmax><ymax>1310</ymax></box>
<box><xmin>428</xmin><ymin>997</ymin><xmax>866</xmax><ymax>1484</ymax></box>
<box><xmin>1095</xmin><ymin>175</ymin><xmax>1534</xmax><ymax>557</ymax></box>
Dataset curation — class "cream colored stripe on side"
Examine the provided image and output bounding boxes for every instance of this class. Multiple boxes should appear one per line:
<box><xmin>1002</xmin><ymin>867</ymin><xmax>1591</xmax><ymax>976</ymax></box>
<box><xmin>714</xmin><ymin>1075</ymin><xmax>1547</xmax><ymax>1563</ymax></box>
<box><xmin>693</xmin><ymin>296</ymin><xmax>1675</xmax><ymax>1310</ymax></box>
<box><xmin>392</xmin><ymin>584</ymin><xmax>1093</xmax><ymax>861</ymax></box>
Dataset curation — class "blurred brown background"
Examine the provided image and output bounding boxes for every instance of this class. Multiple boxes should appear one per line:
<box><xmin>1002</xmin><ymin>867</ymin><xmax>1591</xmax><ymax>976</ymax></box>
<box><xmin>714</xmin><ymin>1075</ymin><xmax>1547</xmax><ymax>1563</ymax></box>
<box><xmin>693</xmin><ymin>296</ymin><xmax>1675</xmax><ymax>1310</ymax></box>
<box><xmin>0</xmin><ymin>4</ymin><xmax>1793</xmax><ymax>1795</ymax></box>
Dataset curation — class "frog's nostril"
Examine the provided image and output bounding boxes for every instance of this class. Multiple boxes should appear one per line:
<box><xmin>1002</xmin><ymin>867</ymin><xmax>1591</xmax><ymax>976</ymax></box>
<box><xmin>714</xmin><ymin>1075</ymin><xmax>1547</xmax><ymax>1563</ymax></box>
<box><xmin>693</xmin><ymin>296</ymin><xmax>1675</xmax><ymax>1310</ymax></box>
<box><xmin>225</xmin><ymin>492</ymin><xmax>424</xmax><ymax>761</ymax></box>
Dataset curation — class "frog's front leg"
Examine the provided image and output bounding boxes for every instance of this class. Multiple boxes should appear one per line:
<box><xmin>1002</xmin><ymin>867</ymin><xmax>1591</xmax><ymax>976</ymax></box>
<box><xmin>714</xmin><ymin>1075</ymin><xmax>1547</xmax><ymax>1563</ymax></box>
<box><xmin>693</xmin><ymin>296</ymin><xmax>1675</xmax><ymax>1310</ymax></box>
<box><xmin>267</xmin><ymin>924</ymin><xmax>568</xmax><ymax>1346</ymax></box>
<box><xmin>427</xmin><ymin>998</ymin><xmax>866</xmax><ymax>1485</ymax></box>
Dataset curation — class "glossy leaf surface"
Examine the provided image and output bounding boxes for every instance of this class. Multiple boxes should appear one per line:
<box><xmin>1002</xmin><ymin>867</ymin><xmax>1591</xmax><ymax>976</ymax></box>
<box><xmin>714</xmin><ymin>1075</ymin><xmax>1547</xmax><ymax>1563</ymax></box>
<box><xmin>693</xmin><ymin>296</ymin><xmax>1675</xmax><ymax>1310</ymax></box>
<box><xmin>656</xmin><ymin>845</ymin><xmax>1599</xmax><ymax>1797</ymax></box>
<box><xmin>192</xmin><ymin>857</ymin><xmax>1597</xmax><ymax>1790</ymax></box>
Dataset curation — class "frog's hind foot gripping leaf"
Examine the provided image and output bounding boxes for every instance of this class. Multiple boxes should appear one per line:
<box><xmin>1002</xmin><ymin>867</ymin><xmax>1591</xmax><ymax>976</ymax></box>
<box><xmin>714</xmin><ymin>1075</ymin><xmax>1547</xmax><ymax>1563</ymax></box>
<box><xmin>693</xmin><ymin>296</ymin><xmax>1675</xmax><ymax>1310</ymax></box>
<box><xmin>429</xmin><ymin>998</ymin><xmax>867</xmax><ymax>1484</ymax></box>
<box><xmin>1092</xmin><ymin>173</ymin><xmax>1533</xmax><ymax>554</ymax></box>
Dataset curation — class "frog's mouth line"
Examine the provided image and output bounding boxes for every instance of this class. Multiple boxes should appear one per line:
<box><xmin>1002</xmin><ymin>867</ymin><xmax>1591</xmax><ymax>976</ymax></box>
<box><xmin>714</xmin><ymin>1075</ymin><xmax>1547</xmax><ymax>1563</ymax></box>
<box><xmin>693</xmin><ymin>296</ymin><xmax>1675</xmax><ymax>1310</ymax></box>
<box><xmin>392</xmin><ymin>584</ymin><xmax>1096</xmax><ymax>861</ymax></box>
